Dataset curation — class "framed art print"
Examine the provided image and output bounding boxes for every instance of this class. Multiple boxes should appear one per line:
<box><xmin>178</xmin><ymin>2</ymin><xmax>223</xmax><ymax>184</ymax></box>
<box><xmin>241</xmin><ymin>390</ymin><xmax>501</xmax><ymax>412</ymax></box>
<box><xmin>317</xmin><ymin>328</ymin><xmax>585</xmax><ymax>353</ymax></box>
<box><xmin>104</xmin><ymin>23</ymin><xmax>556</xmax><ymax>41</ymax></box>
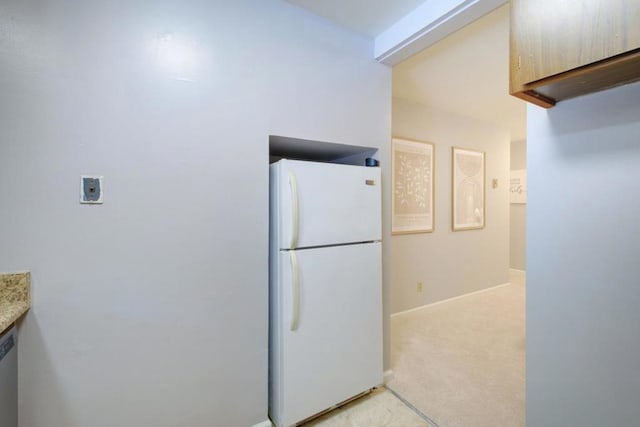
<box><xmin>392</xmin><ymin>138</ymin><xmax>435</xmax><ymax>234</ymax></box>
<box><xmin>510</xmin><ymin>169</ymin><xmax>527</xmax><ymax>204</ymax></box>
<box><xmin>452</xmin><ymin>147</ymin><xmax>485</xmax><ymax>231</ymax></box>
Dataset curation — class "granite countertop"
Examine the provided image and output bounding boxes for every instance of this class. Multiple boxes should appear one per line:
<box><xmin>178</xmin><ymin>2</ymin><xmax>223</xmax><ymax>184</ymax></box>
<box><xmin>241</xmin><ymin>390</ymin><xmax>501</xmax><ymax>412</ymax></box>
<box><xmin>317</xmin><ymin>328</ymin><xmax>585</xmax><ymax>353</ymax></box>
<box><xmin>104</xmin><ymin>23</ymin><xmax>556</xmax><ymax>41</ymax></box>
<box><xmin>0</xmin><ymin>272</ymin><xmax>31</xmax><ymax>334</ymax></box>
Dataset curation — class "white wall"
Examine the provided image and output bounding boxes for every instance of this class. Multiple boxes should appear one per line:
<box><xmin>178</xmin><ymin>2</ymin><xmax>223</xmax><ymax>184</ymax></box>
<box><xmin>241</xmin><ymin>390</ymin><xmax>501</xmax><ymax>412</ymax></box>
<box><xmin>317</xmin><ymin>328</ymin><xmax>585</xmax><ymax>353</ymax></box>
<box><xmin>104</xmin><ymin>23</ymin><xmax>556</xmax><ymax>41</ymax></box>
<box><xmin>0</xmin><ymin>1</ymin><xmax>391</xmax><ymax>426</ymax></box>
<box><xmin>510</xmin><ymin>139</ymin><xmax>526</xmax><ymax>270</ymax></box>
<box><xmin>527</xmin><ymin>82</ymin><xmax>640</xmax><ymax>426</ymax></box>
<box><xmin>391</xmin><ymin>98</ymin><xmax>510</xmax><ymax>313</ymax></box>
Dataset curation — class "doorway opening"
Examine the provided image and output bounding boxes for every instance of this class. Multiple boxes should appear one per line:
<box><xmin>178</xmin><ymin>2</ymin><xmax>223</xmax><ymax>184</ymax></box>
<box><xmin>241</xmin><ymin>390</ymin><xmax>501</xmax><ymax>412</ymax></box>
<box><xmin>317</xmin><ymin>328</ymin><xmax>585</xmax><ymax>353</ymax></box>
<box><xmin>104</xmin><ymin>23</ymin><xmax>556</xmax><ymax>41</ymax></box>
<box><xmin>387</xmin><ymin>4</ymin><xmax>526</xmax><ymax>427</ymax></box>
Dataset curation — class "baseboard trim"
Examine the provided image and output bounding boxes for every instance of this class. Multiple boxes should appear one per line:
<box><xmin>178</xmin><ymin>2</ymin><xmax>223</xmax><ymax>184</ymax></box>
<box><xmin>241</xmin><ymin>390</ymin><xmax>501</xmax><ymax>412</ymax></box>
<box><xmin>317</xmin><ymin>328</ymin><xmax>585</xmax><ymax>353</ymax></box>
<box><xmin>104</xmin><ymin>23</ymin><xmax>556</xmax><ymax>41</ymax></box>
<box><xmin>391</xmin><ymin>282</ymin><xmax>512</xmax><ymax>318</ymax></box>
<box><xmin>383</xmin><ymin>369</ymin><xmax>394</xmax><ymax>384</ymax></box>
<box><xmin>251</xmin><ymin>420</ymin><xmax>273</xmax><ymax>427</ymax></box>
<box><xmin>509</xmin><ymin>268</ymin><xmax>526</xmax><ymax>274</ymax></box>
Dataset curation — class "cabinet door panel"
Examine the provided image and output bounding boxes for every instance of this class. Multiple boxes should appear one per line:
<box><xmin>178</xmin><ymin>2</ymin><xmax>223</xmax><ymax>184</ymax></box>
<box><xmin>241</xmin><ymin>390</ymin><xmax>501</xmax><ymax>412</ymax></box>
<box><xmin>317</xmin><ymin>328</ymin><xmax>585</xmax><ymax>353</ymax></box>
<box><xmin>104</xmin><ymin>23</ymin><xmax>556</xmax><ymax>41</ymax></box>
<box><xmin>510</xmin><ymin>0</ymin><xmax>640</xmax><ymax>92</ymax></box>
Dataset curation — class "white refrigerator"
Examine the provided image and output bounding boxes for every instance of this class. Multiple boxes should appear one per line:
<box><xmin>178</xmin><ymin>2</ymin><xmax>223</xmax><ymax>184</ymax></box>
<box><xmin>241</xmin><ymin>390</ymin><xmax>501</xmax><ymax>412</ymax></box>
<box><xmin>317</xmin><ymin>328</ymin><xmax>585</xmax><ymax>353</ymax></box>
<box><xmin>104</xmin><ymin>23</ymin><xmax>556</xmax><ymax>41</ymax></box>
<box><xmin>269</xmin><ymin>159</ymin><xmax>383</xmax><ymax>427</ymax></box>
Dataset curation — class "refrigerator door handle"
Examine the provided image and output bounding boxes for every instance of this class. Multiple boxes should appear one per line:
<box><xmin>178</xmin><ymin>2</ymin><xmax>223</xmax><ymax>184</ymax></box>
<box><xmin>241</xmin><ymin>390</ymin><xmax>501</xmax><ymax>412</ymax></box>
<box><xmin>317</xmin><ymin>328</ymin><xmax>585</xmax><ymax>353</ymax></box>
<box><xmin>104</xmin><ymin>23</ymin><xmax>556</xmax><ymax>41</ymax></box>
<box><xmin>288</xmin><ymin>171</ymin><xmax>299</xmax><ymax>249</ymax></box>
<box><xmin>289</xmin><ymin>251</ymin><xmax>300</xmax><ymax>331</ymax></box>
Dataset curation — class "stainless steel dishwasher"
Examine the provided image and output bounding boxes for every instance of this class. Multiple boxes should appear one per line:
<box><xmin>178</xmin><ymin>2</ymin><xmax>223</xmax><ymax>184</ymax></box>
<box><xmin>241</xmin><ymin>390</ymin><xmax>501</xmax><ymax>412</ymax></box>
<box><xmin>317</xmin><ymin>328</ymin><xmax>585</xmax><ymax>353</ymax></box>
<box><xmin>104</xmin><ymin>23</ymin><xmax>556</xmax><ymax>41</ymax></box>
<box><xmin>0</xmin><ymin>325</ymin><xmax>18</xmax><ymax>427</ymax></box>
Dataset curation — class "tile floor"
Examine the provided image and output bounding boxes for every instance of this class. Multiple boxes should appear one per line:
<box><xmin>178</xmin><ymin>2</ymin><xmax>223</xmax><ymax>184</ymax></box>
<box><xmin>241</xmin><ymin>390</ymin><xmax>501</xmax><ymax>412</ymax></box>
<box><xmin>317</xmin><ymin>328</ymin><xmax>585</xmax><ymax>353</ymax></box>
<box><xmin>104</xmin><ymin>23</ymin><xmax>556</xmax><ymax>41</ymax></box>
<box><xmin>303</xmin><ymin>388</ymin><xmax>431</xmax><ymax>427</ymax></box>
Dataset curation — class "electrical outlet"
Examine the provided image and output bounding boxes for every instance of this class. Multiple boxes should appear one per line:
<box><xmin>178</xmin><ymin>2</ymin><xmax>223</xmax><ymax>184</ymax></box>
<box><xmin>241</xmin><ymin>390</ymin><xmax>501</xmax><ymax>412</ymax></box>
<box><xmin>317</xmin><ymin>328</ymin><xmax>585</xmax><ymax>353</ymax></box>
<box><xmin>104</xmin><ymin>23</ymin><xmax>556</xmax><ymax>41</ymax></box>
<box><xmin>80</xmin><ymin>176</ymin><xmax>103</xmax><ymax>204</ymax></box>
<box><xmin>417</xmin><ymin>282</ymin><xmax>423</xmax><ymax>292</ymax></box>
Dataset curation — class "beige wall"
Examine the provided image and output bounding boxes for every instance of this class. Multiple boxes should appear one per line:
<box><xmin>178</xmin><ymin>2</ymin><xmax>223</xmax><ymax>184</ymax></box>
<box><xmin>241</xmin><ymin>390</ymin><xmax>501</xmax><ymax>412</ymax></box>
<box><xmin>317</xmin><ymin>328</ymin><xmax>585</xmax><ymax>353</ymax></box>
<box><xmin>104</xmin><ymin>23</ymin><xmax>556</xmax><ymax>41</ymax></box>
<box><xmin>510</xmin><ymin>139</ymin><xmax>527</xmax><ymax>270</ymax></box>
<box><xmin>390</xmin><ymin>97</ymin><xmax>510</xmax><ymax>314</ymax></box>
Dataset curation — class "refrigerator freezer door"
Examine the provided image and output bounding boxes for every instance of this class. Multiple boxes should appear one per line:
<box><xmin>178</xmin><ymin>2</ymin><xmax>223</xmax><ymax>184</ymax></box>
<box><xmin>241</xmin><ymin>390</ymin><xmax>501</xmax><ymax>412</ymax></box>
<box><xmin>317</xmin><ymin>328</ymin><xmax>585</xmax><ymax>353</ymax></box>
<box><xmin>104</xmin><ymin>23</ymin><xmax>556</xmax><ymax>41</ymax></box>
<box><xmin>270</xmin><ymin>242</ymin><xmax>382</xmax><ymax>427</ymax></box>
<box><xmin>272</xmin><ymin>160</ymin><xmax>381</xmax><ymax>249</ymax></box>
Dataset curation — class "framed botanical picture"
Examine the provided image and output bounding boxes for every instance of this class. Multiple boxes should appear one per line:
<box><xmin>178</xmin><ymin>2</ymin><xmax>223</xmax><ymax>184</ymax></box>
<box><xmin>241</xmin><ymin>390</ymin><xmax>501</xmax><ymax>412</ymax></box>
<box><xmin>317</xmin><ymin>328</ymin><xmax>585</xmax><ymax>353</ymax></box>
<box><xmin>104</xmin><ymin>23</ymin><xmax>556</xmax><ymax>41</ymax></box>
<box><xmin>392</xmin><ymin>137</ymin><xmax>435</xmax><ymax>234</ymax></box>
<box><xmin>452</xmin><ymin>147</ymin><xmax>485</xmax><ymax>231</ymax></box>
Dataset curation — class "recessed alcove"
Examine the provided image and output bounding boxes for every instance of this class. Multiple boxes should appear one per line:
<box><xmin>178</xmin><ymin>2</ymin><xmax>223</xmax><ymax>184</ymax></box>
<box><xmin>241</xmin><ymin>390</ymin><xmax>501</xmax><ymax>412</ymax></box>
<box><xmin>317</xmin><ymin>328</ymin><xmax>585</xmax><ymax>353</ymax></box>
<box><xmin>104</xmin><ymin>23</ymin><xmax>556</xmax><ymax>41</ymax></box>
<box><xmin>269</xmin><ymin>135</ymin><xmax>378</xmax><ymax>166</ymax></box>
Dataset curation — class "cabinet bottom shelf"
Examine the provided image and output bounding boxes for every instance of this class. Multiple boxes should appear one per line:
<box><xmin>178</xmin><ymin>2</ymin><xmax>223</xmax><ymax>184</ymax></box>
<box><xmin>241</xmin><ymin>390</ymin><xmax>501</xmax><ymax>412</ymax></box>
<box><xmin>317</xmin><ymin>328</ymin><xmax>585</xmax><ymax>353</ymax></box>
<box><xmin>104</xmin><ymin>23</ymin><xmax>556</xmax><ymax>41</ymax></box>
<box><xmin>511</xmin><ymin>48</ymin><xmax>640</xmax><ymax>108</ymax></box>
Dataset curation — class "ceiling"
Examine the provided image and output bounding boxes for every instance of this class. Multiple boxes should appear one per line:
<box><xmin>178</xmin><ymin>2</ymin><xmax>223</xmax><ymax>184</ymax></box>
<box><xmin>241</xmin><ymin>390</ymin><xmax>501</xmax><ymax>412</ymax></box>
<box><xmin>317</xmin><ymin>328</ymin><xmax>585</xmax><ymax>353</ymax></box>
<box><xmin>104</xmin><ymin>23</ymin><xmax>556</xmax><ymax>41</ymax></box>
<box><xmin>285</xmin><ymin>0</ymin><xmax>426</xmax><ymax>38</ymax></box>
<box><xmin>287</xmin><ymin>1</ymin><xmax>526</xmax><ymax>141</ymax></box>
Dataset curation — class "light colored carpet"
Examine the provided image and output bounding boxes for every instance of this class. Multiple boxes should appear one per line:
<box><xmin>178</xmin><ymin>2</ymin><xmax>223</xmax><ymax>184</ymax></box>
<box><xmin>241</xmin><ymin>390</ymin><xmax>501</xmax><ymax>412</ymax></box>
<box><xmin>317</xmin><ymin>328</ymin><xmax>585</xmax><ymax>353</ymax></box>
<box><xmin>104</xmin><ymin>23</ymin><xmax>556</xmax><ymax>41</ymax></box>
<box><xmin>303</xmin><ymin>388</ymin><xmax>431</xmax><ymax>427</ymax></box>
<box><xmin>387</xmin><ymin>271</ymin><xmax>526</xmax><ymax>427</ymax></box>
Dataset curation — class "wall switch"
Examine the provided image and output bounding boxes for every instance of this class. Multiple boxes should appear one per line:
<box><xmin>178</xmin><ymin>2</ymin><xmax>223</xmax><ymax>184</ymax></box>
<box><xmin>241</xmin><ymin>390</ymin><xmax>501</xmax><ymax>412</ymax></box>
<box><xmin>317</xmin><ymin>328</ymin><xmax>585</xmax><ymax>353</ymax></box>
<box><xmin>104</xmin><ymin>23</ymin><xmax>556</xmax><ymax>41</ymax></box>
<box><xmin>80</xmin><ymin>176</ymin><xmax>103</xmax><ymax>204</ymax></box>
<box><xmin>417</xmin><ymin>282</ymin><xmax>423</xmax><ymax>292</ymax></box>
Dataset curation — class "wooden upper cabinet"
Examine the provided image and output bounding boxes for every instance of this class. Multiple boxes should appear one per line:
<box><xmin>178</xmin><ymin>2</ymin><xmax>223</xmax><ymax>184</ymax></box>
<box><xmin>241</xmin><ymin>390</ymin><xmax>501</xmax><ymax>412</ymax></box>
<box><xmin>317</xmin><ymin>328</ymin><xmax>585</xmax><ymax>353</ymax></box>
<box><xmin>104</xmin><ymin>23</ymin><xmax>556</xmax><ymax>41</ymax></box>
<box><xmin>510</xmin><ymin>0</ymin><xmax>640</xmax><ymax>108</ymax></box>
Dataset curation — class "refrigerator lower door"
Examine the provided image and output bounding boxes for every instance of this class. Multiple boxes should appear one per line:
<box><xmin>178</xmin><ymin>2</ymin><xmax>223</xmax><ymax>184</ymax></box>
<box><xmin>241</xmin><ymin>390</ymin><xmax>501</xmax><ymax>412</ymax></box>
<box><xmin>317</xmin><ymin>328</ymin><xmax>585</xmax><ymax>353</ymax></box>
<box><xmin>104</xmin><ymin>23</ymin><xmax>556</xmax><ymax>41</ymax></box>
<box><xmin>270</xmin><ymin>242</ymin><xmax>382</xmax><ymax>427</ymax></box>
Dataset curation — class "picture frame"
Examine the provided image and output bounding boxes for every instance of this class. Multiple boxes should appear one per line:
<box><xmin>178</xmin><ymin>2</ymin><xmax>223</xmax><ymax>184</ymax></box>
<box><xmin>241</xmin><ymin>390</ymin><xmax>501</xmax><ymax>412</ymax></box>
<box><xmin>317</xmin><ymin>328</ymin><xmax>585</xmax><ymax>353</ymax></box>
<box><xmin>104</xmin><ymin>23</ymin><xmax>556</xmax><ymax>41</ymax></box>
<box><xmin>392</xmin><ymin>137</ymin><xmax>435</xmax><ymax>234</ymax></box>
<box><xmin>452</xmin><ymin>147</ymin><xmax>485</xmax><ymax>231</ymax></box>
<box><xmin>510</xmin><ymin>169</ymin><xmax>527</xmax><ymax>204</ymax></box>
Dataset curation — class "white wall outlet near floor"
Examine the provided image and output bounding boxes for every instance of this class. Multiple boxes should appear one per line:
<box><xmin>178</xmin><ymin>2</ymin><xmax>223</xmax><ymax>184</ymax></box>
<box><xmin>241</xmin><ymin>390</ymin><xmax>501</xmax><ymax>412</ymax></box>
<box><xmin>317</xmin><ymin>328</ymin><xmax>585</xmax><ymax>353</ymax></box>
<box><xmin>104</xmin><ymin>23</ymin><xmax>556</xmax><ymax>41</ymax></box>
<box><xmin>80</xmin><ymin>176</ymin><xmax>103</xmax><ymax>204</ymax></box>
